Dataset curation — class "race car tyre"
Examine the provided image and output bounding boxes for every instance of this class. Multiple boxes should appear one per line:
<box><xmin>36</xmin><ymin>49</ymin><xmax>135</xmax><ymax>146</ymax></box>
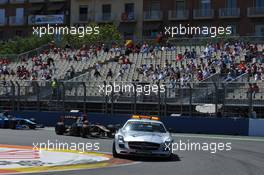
<box><xmin>28</xmin><ymin>124</ymin><xmax>36</xmax><ymax>130</ymax></box>
<box><xmin>69</xmin><ymin>124</ymin><xmax>79</xmax><ymax>136</ymax></box>
<box><xmin>21</xmin><ymin>125</ymin><xmax>30</xmax><ymax>130</ymax></box>
<box><xmin>166</xmin><ymin>153</ymin><xmax>174</xmax><ymax>161</ymax></box>
<box><xmin>112</xmin><ymin>141</ymin><xmax>121</xmax><ymax>158</ymax></box>
<box><xmin>55</xmin><ymin>124</ymin><xmax>65</xmax><ymax>135</ymax></box>
<box><xmin>9</xmin><ymin>122</ymin><xmax>16</xmax><ymax>129</ymax></box>
<box><xmin>80</xmin><ymin>127</ymin><xmax>87</xmax><ymax>138</ymax></box>
<box><xmin>107</xmin><ymin>131</ymin><xmax>114</xmax><ymax>138</ymax></box>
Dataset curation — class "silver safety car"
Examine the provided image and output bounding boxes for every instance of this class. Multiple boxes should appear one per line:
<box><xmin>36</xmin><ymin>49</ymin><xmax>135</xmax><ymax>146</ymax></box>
<box><xmin>112</xmin><ymin>115</ymin><xmax>173</xmax><ymax>158</ymax></box>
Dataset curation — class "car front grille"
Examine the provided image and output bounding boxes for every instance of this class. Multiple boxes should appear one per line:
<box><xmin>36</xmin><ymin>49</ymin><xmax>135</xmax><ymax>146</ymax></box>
<box><xmin>128</xmin><ymin>142</ymin><xmax>160</xmax><ymax>151</ymax></box>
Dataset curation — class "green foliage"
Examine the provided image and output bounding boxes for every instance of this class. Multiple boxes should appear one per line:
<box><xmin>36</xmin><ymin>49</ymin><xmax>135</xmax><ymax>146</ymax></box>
<box><xmin>0</xmin><ymin>35</ymin><xmax>52</xmax><ymax>55</ymax></box>
<box><xmin>61</xmin><ymin>23</ymin><xmax>122</xmax><ymax>48</ymax></box>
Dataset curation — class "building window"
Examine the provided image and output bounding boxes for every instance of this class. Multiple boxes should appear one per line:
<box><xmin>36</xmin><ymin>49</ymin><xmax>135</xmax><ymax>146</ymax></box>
<box><xmin>125</xmin><ymin>3</ymin><xmax>134</xmax><ymax>14</ymax></box>
<box><xmin>199</xmin><ymin>0</ymin><xmax>211</xmax><ymax>17</ymax></box>
<box><xmin>124</xmin><ymin>3</ymin><xmax>135</xmax><ymax>20</ymax></box>
<box><xmin>226</xmin><ymin>0</ymin><xmax>237</xmax><ymax>8</ymax></box>
<box><xmin>200</xmin><ymin>0</ymin><xmax>211</xmax><ymax>9</ymax></box>
<box><xmin>143</xmin><ymin>29</ymin><xmax>158</xmax><ymax>38</ymax></box>
<box><xmin>15</xmin><ymin>8</ymin><xmax>24</xmax><ymax>25</ymax></box>
<box><xmin>150</xmin><ymin>0</ymin><xmax>160</xmax><ymax>11</ymax></box>
<box><xmin>0</xmin><ymin>9</ymin><xmax>5</xmax><ymax>25</ymax></box>
<box><xmin>255</xmin><ymin>25</ymin><xmax>264</xmax><ymax>36</ymax></box>
<box><xmin>255</xmin><ymin>0</ymin><xmax>264</xmax><ymax>7</ymax></box>
<box><xmin>175</xmin><ymin>0</ymin><xmax>185</xmax><ymax>10</ymax></box>
<box><xmin>228</xmin><ymin>24</ymin><xmax>237</xmax><ymax>35</ymax></box>
<box><xmin>102</xmin><ymin>4</ymin><xmax>111</xmax><ymax>20</ymax></box>
<box><xmin>79</xmin><ymin>5</ymin><xmax>88</xmax><ymax>21</ymax></box>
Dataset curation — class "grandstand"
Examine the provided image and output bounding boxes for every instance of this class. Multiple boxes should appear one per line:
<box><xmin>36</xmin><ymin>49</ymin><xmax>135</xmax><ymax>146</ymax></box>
<box><xmin>0</xmin><ymin>40</ymin><xmax>264</xmax><ymax>118</ymax></box>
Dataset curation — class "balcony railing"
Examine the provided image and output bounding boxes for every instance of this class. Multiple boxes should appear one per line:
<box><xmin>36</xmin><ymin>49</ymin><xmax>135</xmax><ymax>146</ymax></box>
<box><xmin>9</xmin><ymin>16</ymin><xmax>26</xmax><ymax>25</ymax></box>
<box><xmin>0</xmin><ymin>0</ymin><xmax>8</xmax><ymax>4</ymax></box>
<box><xmin>28</xmin><ymin>15</ymin><xmax>35</xmax><ymax>25</ymax></box>
<box><xmin>247</xmin><ymin>7</ymin><xmax>264</xmax><ymax>17</ymax></box>
<box><xmin>0</xmin><ymin>17</ymin><xmax>7</xmax><ymax>26</ymax></box>
<box><xmin>143</xmin><ymin>10</ymin><xmax>163</xmax><ymax>21</ymax></box>
<box><xmin>219</xmin><ymin>8</ymin><xmax>240</xmax><ymax>18</ymax></box>
<box><xmin>28</xmin><ymin>0</ymin><xmax>45</xmax><ymax>3</ymax></box>
<box><xmin>120</xmin><ymin>12</ymin><xmax>136</xmax><ymax>22</ymax></box>
<box><xmin>168</xmin><ymin>10</ymin><xmax>189</xmax><ymax>20</ymax></box>
<box><xmin>9</xmin><ymin>0</ymin><xmax>25</xmax><ymax>3</ymax></box>
<box><xmin>49</xmin><ymin>0</ymin><xmax>66</xmax><ymax>2</ymax></box>
<box><xmin>95</xmin><ymin>13</ymin><xmax>115</xmax><ymax>23</ymax></box>
<box><xmin>193</xmin><ymin>9</ymin><xmax>214</xmax><ymax>19</ymax></box>
<box><xmin>79</xmin><ymin>14</ymin><xmax>89</xmax><ymax>22</ymax></box>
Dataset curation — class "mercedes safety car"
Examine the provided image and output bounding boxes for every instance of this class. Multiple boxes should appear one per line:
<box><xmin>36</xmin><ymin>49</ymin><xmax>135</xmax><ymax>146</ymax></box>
<box><xmin>112</xmin><ymin>115</ymin><xmax>173</xmax><ymax>158</ymax></box>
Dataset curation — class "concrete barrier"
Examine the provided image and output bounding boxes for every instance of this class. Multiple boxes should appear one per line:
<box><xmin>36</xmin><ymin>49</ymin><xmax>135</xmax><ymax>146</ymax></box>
<box><xmin>12</xmin><ymin>111</ymin><xmax>251</xmax><ymax>136</ymax></box>
<box><xmin>248</xmin><ymin>119</ymin><xmax>264</xmax><ymax>136</ymax></box>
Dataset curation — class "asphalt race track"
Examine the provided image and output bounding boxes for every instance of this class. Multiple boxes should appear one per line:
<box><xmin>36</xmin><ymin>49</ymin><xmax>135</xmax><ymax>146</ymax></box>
<box><xmin>1</xmin><ymin>128</ymin><xmax>264</xmax><ymax>175</ymax></box>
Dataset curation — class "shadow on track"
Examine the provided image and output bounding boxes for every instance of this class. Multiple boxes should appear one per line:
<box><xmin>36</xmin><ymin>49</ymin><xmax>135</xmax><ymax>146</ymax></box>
<box><xmin>116</xmin><ymin>154</ymin><xmax>181</xmax><ymax>162</ymax></box>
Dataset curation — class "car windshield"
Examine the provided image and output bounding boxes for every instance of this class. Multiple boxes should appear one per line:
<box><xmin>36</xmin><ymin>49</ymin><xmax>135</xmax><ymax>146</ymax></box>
<box><xmin>124</xmin><ymin>121</ymin><xmax>166</xmax><ymax>133</ymax></box>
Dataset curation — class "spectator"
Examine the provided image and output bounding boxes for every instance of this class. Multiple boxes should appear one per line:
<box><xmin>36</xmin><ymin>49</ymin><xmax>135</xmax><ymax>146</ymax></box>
<box><xmin>94</xmin><ymin>68</ymin><xmax>101</xmax><ymax>78</ymax></box>
<box><xmin>106</xmin><ymin>69</ymin><xmax>113</xmax><ymax>79</ymax></box>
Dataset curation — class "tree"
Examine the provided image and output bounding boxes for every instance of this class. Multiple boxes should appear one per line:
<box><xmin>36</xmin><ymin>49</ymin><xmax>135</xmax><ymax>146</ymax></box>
<box><xmin>61</xmin><ymin>23</ymin><xmax>122</xmax><ymax>48</ymax></box>
<box><xmin>0</xmin><ymin>35</ymin><xmax>52</xmax><ymax>55</ymax></box>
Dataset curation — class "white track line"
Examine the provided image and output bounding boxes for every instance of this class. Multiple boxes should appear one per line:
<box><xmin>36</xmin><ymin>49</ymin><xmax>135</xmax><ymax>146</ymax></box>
<box><xmin>172</xmin><ymin>134</ymin><xmax>264</xmax><ymax>142</ymax></box>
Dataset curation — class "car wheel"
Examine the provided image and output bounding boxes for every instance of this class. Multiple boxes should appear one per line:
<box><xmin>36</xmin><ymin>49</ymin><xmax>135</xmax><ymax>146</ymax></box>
<box><xmin>167</xmin><ymin>153</ymin><xmax>174</xmax><ymax>161</ymax></box>
<box><xmin>112</xmin><ymin>141</ymin><xmax>120</xmax><ymax>158</ymax></box>
<box><xmin>55</xmin><ymin>125</ymin><xmax>65</xmax><ymax>135</ymax></box>
<box><xmin>80</xmin><ymin>128</ymin><xmax>87</xmax><ymax>138</ymax></box>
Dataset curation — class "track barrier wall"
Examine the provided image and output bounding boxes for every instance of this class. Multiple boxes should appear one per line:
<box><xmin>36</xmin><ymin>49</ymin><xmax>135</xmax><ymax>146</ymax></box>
<box><xmin>10</xmin><ymin>111</ymin><xmax>260</xmax><ymax>136</ymax></box>
<box><xmin>248</xmin><ymin>119</ymin><xmax>264</xmax><ymax>136</ymax></box>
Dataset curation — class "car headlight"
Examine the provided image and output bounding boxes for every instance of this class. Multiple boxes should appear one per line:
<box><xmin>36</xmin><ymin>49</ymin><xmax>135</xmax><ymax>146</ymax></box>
<box><xmin>118</xmin><ymin>135</ymin><xmax>125</xmax><ymax>143</ymax></box>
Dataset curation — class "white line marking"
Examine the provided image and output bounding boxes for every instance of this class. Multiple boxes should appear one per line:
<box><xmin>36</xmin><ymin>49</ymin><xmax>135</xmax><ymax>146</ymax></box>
<box><xmin>172</xmin><ymin>134</ymin><xmax>264</xmax><ymax>142</ymax></box>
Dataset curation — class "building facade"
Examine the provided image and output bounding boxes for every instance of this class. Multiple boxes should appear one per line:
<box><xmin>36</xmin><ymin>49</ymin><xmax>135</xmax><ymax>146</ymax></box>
<box><xmin>71</xmin><ymin>0</ymin><xmax>264</xmax><ymax>40</ymax></box>
<box><xmin>142</xmin><ymin>0</ymin><xmax>264</xmax><ymax>39</ymax></box>
<box><xmin>70</xmin><ymin>0</ymin><xmax>143</xmax><ymax>40</ymax></box>
<box><xmin>0</xmin><ymin>0</ymin><xmax>263</xmax><ymax>40</ymax></box>
<box><xmin>0</xmin><ymin>0</ymin><xmax>70</xmax><ymax>40</ymax></box>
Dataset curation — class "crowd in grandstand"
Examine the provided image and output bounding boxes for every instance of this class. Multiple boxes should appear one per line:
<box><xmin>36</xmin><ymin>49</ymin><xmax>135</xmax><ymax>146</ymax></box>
<box><xmin>0</xmin><ymin>39</ymin><xmax>263</xmax><ymax>87</ymax></box>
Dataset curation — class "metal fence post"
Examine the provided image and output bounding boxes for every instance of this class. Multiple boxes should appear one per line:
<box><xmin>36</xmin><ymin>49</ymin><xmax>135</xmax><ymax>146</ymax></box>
<box><xmin>213</xmin><ymin>82</ymin><xmax>218</xmax><ymax>116</ymax></box>
<box><xmin>248</xmin><ymin>83</ymin><xmax>253</xmax><ymax>118</ymax></box>
<box><xmin>164</xmin><ymin>85</ymin><xmax>167</xmax><ymax>117</ymax></box>
<box><xmin>82</xmin><ymin>82</ymin><xmax>86</xmax><ymax>114</ymax></box>
<box><xmin>10</xmin><ymin>81</ymin><xmax>15</xmax><ymax>113</ymax></box>
<box><xmin>35</xmin><ymin>82</ymin><xmax>40</xmax><ymax>111</ymax></box>
<box><xmin>157</xmin><ymin>81</ymin><xmax>161</xmax><ymax>117</ymax></box>
<box><xmin>15</xmin><ymin>81</ymin><xmax>20</xmax><ymax>111</ymax></box>
<box><xmin>104</xmin><ymin>81</ymin><xmax>108</xmax><ymax>114</ymax></box>
<box><xmin>61</xmin><ymin>82</ymin><xmax>65</xmax><ymax>114</ymax></box>
<box><xmin>133</xmin><ymin>82</ymin><xmax>137</xmax><ymax>114</ymax></box>
<box><xmin>222</xmin><ymin>83</ymin><xmax>226</xmax><ymax>117</ymax></box>
<box><xmin>188</xmin><ymin>83</ymin><xmax>192</xmax><ymax>117</ymax></box>
<box><xmin>110</xmin><ymin>82</ymin><xmax>114</xmax><ymax>116</ymax></box>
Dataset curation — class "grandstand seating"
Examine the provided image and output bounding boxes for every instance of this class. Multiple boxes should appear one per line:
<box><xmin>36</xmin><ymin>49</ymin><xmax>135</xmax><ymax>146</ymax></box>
<box><xmin>0</xmin><ymin>43</ymin><xmax>263</xmax><ymax>105</ymax></box>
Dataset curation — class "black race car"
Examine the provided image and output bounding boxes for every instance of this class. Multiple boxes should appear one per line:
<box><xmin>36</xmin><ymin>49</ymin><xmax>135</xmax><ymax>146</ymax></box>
<box><xmin>55</xmin><ymin>112</ymin><xmax>119</xmax><ymax>138</ymax></box>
